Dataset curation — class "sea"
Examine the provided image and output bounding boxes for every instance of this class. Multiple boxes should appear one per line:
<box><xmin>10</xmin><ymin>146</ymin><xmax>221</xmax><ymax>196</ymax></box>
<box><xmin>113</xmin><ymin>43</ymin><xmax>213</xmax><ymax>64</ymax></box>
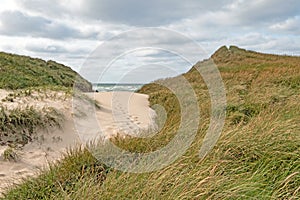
<box><xmin>92</xmin><ymin>83</ymin><xmax>145</xmax><ymax>92</ymax></box>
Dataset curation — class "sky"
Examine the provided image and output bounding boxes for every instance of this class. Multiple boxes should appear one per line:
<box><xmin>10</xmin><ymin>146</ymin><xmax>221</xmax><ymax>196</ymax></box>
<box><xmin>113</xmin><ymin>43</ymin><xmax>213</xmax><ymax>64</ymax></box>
<box><xmin>0</xmin><ymin>0</ymin><xmax>299</xmax><ymax>83</ymax></box>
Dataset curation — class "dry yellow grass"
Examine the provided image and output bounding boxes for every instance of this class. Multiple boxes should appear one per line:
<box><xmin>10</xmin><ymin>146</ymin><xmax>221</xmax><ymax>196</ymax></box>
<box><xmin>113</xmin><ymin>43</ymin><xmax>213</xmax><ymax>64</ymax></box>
<box><xmin>3</xmin><ymin>46</ymin><xmax>300</xmax><ymax>199</ymax></box>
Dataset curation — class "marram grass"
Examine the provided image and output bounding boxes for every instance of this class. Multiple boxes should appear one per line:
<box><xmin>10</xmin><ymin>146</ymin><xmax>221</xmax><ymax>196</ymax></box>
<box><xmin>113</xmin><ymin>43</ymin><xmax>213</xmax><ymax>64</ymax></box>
<box><xmin>0</xmin><ymin>106</ymin><xmax>64</xmax><ymax>146</ymax></box>
<box><xmin>2</xmin><ymin>46</ymin><xmax>300</xmax><ymax>199</ymax></box>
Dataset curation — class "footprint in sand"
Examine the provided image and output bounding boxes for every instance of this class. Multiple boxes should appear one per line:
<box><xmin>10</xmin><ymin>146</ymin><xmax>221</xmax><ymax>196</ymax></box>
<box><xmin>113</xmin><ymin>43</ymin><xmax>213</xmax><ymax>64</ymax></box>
<box><xmin>15</xmin><ymin>170</ymin><xmax>29</xmax><ymax>176</ymax></box>
<box><xmin>130</xmin><ymin>116</ymin><xmax>138</xmax><ymax>121</ymax></box>
<box><xmin>27</xmin><ymin>151</ymin><xmax>47</xmax><ymax>160</ymax></box>
<box><xmin>104</xmin><ymin>127</ymin><xmax>113</xmax><ymax>133</ymax></box>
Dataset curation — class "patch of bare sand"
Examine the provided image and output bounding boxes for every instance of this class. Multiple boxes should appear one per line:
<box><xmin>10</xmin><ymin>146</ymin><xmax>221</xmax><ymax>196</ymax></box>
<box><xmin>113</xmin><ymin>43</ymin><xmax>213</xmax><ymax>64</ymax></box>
<box><xmin>82</xmin><ymin>92</ymin><xmax>157</xmax><ymax>140</ymax></box>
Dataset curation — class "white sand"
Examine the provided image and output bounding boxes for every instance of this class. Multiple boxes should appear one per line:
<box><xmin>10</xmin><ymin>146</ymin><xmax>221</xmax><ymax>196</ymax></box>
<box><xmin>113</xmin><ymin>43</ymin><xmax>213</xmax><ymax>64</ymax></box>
<box><xmin>0</xmin><ymin>90</ymin><xmax>156</xmax><ymax>195</ymax></box>
<box><xmin>83</xmin><ymin>92</ymin><xmax>157</xmax><ymax>139</ymax></box>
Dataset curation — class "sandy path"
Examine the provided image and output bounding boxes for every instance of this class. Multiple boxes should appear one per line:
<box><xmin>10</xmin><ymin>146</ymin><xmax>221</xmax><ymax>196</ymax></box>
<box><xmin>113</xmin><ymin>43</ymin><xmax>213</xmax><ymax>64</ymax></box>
<box><xmin>0</xmin><ymin>91</ymin><xmax>156</xmax><ymax>195</ymax></box>
<box><xmin>83</xmin><ymin>92</ymin><xmax>157</xmax><ymax>139</ymax></box>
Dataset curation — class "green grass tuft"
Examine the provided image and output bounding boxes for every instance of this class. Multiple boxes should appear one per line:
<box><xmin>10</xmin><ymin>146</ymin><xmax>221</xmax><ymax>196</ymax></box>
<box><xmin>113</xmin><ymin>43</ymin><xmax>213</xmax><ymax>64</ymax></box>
<box><xmin>0</xmin><ymin>106</ymin><xmax>64</xmax><ymax>146</ymax></box>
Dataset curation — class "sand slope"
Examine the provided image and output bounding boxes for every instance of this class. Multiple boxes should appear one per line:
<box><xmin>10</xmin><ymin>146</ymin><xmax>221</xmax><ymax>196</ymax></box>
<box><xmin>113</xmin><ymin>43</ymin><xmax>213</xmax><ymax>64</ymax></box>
<box><xmin>0</xmin><ymin>90</ymin><xmax>156</xmax><ymax>195</ymax></box>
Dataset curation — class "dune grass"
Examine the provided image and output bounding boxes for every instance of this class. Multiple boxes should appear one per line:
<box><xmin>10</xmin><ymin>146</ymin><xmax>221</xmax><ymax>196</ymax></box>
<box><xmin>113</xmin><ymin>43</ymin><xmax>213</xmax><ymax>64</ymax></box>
<box><xmin>0</xmin><ymin>106</ymin><xmax>64</xmax><ymax>146</ymax></box>
<box><xmin>3</xmin><ymin>147</ymin><xmax>109</xmax><ymax>199</ymax></box>
<box><xmin>2</xmin><ymin>46</ymin><xmax>300</xmax><ymax>199</ymax></box>
<box><xmin>0</xmin><ymin>52</ymin><xmax>92</xmax><ymax>92</ymax></box>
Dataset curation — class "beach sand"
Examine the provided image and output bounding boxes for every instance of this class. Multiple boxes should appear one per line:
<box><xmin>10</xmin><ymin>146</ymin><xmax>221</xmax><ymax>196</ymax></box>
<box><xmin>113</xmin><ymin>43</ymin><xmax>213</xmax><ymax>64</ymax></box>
<box><xmin>0</xmin><ymin>90</ymin><xmax>156</xmax><ymax>195</ymax></box>
<box><xmin>84</xmin><ymin>92</ymin><xmax>157</xmax><ymax>139</ymax></box>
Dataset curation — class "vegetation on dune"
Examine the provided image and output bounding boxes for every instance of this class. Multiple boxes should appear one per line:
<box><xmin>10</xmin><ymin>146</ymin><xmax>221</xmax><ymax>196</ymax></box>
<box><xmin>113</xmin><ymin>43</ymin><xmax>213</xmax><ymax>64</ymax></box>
<box><xmin>0</xmin><ymin>106</ymin><xmax>64</xmax><ymax>146</ymax></box>
<box><xmin>3</xmin><ymin>148</ymin><xmax>109</xmax><ymax>199</ymax></box>
<box><xmin>2</xmin><ymin>46</ymin><xmax>300</xmax><ymax>199</ymax></box>
<box><xmin>0</xmin><ymin>52</ymin><xmax>92</xmax><ymax>92</ymax></box>
<box><xmin>0</xmin><ymin>51</ymin><xmax>93</xmax><ymax>149</ymax></box>
<box><xmin>1</xmin><ymin>87</ymin><xmax>72</xmax><ymax>103</ymax></box>
<box><xmin>2</xmin><ymin>147</ymin><xmax>19</xmax><ymax>162</ymax></box>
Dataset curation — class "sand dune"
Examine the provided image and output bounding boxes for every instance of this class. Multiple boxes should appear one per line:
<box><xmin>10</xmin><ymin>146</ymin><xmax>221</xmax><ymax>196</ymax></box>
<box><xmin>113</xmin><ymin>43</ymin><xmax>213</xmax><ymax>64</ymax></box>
<box><xmin>0</xmin><ymin>90</ymin><xmax>156</xmax><ymax>195</ymax></box>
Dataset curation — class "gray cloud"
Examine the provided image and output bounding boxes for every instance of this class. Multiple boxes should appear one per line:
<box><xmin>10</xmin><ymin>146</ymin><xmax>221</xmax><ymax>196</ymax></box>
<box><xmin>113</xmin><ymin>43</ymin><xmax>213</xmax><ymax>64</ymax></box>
<box><xmin>18</xmin><ymin>0</ymin><xmax>235</xmax><ymax>26</ymax></box>
<box><xmin>12</xmin><ymin>0</ymin><xmax>300</xmax><ymax>34</ymax></box>
<box><xmin>227</xmin><ymin>0</ymin><xmax>300</xmax><ymax>26</ymax></box>
<box><xmin>76</xmin><ymin>0</ymin><xmax>300</xmax><ymax>27</ymax></box>
<box><xmin>0</xmin><ymin>11</ymin><xmax>96</xmax><ymax>40</ymax></box>
<box><xmin>18</xmin><ymin>0</ymin><xmax>68</xmax><ymax>18</ymax></box>
<box><xmin>83</xmin><ymin>0</ymin><xmax>201</xmax><ymax>26</ymax></box>
<box><xmin>25</xmin><ymin>43</ymin><xmax>92</xmax><ymax>54</ymax></box>
<box><xmin>25</xmin><ymin>44</ymin><xmax>68</xmax><ymax>54</ymax></box>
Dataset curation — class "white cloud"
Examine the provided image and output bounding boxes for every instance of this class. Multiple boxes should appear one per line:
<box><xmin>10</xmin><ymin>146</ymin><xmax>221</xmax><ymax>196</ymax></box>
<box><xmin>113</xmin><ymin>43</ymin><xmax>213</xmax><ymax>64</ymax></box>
<box><xmin>0</xmin><ymin>0</ymin><xmax>20</xmax><ymax>12</ymax></box>
<box><xmin>270</xmin><ymin>16</ymin><xmax>300</xmax><ymax>34</ymax></box>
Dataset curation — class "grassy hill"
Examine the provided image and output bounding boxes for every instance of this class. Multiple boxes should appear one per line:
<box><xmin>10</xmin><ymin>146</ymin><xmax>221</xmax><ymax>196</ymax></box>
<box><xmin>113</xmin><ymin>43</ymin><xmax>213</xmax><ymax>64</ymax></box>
<box><xmin>2</xmin><ymin>46</ymin><xmax>300</xmax><ymax>199</ymax></box>
<box><xmin>0</xmin><ymin>52</ymin><xmax>92</xmax><ymax>91</ymax></box>
<box><xmin>0</xmin><ymin>52</ymin><xmax>92</xmax><ymax>148</ymax></box>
